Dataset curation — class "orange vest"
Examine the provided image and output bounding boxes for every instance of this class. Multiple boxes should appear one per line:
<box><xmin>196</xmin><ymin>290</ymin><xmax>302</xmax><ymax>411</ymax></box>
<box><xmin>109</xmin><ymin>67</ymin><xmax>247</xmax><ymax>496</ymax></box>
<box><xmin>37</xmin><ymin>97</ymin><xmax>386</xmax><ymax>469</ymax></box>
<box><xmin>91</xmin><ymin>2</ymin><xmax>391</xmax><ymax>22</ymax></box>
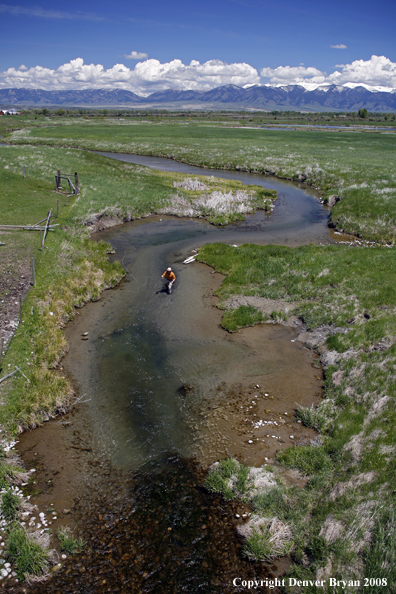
<box><xmin>162</xmin><ymin>270</ymin><xmax>176</xmax><ymax>281</ymax></box>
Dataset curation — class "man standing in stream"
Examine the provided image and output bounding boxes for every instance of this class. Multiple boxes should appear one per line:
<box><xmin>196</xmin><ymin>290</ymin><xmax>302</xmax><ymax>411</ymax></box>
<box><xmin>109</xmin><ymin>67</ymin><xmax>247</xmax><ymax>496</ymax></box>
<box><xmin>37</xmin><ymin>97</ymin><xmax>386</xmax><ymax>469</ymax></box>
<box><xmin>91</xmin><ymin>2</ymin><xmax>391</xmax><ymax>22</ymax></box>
<box><xmin>161</xmin><ymin>267</ymin><xmax>176</xmax><ymax>293</ymax></box>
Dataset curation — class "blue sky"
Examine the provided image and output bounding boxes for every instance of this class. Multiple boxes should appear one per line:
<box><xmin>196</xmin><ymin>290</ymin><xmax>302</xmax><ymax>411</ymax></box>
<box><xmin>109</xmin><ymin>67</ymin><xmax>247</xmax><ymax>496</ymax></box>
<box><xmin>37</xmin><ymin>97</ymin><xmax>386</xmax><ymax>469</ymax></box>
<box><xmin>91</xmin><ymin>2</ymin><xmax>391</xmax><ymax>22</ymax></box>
<box><xmin>1</xmin><ymin>0</ymin><xmax>395</xmax><ymax>93</ymax></box>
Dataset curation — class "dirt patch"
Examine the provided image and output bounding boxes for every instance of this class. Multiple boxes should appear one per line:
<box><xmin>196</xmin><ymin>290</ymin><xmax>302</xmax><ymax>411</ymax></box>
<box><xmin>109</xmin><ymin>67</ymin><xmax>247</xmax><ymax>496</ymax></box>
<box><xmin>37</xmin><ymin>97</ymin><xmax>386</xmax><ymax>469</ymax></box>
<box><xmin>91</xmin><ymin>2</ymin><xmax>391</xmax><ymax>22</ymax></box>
<box><xmin>190</xmin><ymin>323</ymin><xmax>323</xmax><ymax>468</ymax></box>
<box><xmin>16</xmin><ymin>396</ymin><xmax>97</xmax><ymax>534</ymax></box>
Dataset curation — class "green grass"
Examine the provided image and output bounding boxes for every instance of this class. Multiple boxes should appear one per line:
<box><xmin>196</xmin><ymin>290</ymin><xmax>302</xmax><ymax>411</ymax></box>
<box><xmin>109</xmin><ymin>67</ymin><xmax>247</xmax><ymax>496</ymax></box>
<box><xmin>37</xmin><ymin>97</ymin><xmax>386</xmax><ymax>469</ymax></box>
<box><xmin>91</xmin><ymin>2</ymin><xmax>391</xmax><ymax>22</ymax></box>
<box><xmin>6</xmin><ymin>526</ymin><xmax>49</xmax><ymax>580</ymax></box>
<box><xmin>0</xmin><ymin>145</ymin><xmax>275</xmax><ymax>227</ymax></box>
<box><xmin>204</xmin><ymin>458</ymin><xmax>251</xmax><ymax>500</ymax></box>
<box><xmin>57</xmin><ymin>526</ymin><xmax>85</xmax><ymax>554</ymax></box>
<box><xmin>221</xmin><ymin>305</ymin><xmax>266</xmax><ymax>332</ymax></box>
<box><xmin>5</xmin><ymin>120</ymin><xmax>396</xmax><ymax>242</ymax></box>
<box><xmin>1</xmin><ymin>489</ymin><xmax>21</xmax><ymax>521</ymax></box>
<box><xmin>295</xmin><ymin>401</ymin><xmax>336</xmax><ymax>433</ymax></box>
<box><xmin>198</xmin><ymin>240</ymin><xmax>396</xmax><ymax>587</ymax></box>
<box><xmin>277</xmin><ymin>446</ymin><xmax>333</xmax><ymax>476</ymax></box>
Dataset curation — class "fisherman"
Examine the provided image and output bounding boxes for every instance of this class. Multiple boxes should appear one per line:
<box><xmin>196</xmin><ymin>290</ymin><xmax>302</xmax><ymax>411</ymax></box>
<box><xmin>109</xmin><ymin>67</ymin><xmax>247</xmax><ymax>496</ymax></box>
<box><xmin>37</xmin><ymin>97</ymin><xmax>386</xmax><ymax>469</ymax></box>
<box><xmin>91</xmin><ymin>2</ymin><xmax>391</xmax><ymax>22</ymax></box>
<box><xmin>161</xmin><ymin>267</ymin><xmax>176</xmax><ymax>291</ymax></box>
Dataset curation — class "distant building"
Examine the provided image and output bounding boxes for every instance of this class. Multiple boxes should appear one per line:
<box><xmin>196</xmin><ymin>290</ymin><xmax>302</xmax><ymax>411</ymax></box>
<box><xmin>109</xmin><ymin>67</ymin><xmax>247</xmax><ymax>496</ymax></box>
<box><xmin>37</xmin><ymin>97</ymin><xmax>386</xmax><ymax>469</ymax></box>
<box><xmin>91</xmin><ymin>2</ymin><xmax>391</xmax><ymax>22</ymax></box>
<box><xmin>0</xmin><ymin>109</ymin><xmax>21</xmax><ymax>115</ymax></box>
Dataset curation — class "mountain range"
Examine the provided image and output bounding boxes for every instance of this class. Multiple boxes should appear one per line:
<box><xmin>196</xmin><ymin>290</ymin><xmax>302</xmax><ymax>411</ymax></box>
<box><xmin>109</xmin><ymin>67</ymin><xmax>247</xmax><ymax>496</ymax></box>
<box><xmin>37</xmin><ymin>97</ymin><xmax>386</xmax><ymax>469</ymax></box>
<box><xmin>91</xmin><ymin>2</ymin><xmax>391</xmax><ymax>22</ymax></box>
<box><xmin>1</xmin><ymin>84</ymin><xmax>395</xmax><ymax>112</ymax></box>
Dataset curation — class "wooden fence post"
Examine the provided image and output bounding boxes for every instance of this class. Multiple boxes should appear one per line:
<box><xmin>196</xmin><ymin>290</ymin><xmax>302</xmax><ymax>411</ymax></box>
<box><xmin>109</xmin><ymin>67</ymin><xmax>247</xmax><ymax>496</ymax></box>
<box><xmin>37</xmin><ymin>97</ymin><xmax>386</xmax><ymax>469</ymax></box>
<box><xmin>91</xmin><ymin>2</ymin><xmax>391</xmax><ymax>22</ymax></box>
<box><xmin>57</xmin><ymin>169</ymin><xmax>61</xmax><ymax>190</ymax></box>
<box><xmin>74</xmin><ymin>172</ymin><xmax>79</xmax><ymax>194</ymax></box>
<box><xmin>31</xmin><ymin>257</ymin><xmax>36</xmax><ymax>286</ymax></box>
<box><xmin>42</xmin><ymin>210</ymin><xmax>51</xmax><ymax>248</ymax></box>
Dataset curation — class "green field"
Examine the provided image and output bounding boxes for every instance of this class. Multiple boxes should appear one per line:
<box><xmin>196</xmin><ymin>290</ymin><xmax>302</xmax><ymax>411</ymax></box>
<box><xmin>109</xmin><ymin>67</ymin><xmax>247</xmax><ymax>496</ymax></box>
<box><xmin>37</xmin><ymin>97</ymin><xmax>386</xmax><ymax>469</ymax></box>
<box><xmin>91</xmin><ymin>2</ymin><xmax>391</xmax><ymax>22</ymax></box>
<box><xmin>5</xmin><ymin>120</ymin><xmax>396</xmax><ymax>242</ymax></box>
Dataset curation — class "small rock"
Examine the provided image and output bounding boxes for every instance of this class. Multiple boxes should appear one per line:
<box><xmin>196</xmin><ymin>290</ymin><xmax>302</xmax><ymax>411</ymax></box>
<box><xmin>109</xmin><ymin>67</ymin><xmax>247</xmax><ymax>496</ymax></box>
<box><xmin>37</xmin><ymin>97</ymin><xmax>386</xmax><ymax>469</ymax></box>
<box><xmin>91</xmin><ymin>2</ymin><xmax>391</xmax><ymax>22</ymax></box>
<box><xmin>290</xmin><ymin>435</ymin><xmax>294</xmax><ymax>440</ymax></box>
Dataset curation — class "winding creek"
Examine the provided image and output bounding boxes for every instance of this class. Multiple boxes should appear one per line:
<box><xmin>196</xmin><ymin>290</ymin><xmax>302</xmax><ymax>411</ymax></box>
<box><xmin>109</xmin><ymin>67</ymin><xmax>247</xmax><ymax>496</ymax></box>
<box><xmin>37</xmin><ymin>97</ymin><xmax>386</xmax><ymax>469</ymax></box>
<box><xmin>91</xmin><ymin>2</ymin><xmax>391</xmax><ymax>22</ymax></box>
<box><xmin>16</xmin><ymin>155</ymin><xmax>334</xmax><ymax>593</ymax></box>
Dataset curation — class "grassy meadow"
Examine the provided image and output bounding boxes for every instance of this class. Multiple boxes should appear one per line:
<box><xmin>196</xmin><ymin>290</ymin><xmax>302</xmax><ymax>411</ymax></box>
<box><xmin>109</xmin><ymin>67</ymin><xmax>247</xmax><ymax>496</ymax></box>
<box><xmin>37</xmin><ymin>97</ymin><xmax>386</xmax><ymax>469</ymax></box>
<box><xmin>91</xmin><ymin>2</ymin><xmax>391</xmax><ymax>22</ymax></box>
<box><xmin>5</xmin><ymin>119</ymin><xmax>396</xmax><ymax>243</ymax></box>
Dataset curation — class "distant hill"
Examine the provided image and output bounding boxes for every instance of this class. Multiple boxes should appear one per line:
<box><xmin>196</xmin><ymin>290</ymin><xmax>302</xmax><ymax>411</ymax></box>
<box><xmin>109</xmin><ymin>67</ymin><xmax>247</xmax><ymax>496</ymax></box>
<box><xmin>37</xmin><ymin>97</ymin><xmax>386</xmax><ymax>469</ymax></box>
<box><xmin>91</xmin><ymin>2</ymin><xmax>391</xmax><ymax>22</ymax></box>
<box><xmin>0</xmin><ymin>84</ymin><xmax>395</xmax><ymax>111</ymax></box>
<box><xmin>0</xmin><ymin>88</ymin><xmax>142</xmax><ymax>106</ymax></box>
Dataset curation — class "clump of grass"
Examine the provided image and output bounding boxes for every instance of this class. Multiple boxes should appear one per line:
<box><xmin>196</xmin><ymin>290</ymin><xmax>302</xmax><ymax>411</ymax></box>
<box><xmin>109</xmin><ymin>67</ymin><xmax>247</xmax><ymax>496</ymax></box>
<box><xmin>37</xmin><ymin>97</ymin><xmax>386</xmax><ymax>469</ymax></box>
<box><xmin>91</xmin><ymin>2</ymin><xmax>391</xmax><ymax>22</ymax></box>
<box><xmin>221</xmin><ymin>305</ymin><xmax>266</xmax><ymax>332</ymax></box>
<box><xmin>270</xmin><ymin>310</ymin><xmax>288</xmax><ymax>323</ymax></box>
<box><xmin>1</xmin><ymin>489</ymin><xmax>21</xmax><ymax>521</ymax></box>
<box><xmin>57</xmin><ymin>526</ymin><xmax>85</xmax><ymax>554</ymax></box>
<box><xmin>252</xmin><ymin>486</ymin><xmax>288</xmax><ymax>517</ymax></box>
<box><xmin>277</xmin><ymin>445</ymin><xmax>333</xmax><ymax>476</ymax></box>
<box><xmin>204</xmin><ymin>458</ymin><xmax>250</xmax><ymax>500</ymax></box>
<box><xmin>0</xmin><ymin>462</ymin><xmax>19</xmax><ymax>489</ymax></box>
<box><xmin>295</xmin><ymin>400</ymin><xmax>336</xmax><ymax>433</ymax></box>
<box><xmin>242</xmin><ymin>516</ymin><xmax>294</xmax><ymax>561</ymax></box>
<box><xmin>6</xmin><ymin>526</ymin><xmax>49</xmax><ymax>580</ymax></box>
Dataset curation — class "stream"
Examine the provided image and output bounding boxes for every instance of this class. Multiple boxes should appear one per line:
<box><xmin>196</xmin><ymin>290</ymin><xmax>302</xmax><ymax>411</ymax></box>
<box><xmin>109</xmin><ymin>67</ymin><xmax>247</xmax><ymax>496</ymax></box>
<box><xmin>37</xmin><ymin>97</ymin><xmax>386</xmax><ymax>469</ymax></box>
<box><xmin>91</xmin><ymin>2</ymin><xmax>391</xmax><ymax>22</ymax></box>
<box><xmin>16</xmin><ymin>155</ymin><xmax>332</xmax><ymax>593</ymax></box>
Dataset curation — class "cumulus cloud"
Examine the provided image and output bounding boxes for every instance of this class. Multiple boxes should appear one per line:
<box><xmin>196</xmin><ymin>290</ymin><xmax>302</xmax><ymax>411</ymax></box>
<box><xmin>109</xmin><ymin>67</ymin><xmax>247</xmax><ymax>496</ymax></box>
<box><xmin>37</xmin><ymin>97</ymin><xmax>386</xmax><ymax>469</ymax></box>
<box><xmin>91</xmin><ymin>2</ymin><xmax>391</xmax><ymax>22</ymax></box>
<box><xmin>260</xmin><ymin>55</ymin><xmax>396</xmax><ymax>90</ymax></box>
<box><xmin>0</xmin><ymin>57</ymin><xmax>260</xmax><ymax>94</ymax></box>
<box><xmin>123</xmin><ymin>51</ymin><xmax>148</xmax><ymax>60</ymax></box>
<box><xmin>0</xmin><ymin>55</ymin><xmax>395</xmax><ymax>94</ymax></box>
<box><xmin>331</xmin><ymin>44</ymin><xmax>347</xmax><ymax>49</ymax></box>
<box><xmin>260</xmin><ymin>65</ymin><xmax>325</xmax><ymax>87</ymax></box>
<box><xmin>327</xmin><ymin>55</ymin><xmax>396</xmax><ymax>88</ymax></box>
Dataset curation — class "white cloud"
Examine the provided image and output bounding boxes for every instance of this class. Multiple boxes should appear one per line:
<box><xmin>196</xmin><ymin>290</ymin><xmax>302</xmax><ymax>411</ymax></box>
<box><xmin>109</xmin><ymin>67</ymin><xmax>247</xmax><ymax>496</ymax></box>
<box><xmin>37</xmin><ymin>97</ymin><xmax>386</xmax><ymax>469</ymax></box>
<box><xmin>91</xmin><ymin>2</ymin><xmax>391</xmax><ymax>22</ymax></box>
<box><xmin>327</xmin><ymin>55</ymin><xmax>396</xmax><ymax>88</ymax></box>
<box><xmin>260</xmin><ymin>55</ymin><xmax>396</xmax><ymax>90</ymax></box>
<box><xmin>260</xmin><ymin>65</ymin><xmax>325</xmax><ymax>86</ymax></box>
<box><xmin>0</xmin><ymin>57</ymin><xmax>260</xmax><ymax>95</ymax></box>
<box><xmin>123</xmin><ymin>51</ymin><xmax>148</xmax><ymax>60</ymax></box>
<box><xmin>0</xmin><ymin>3</ymin><xmax>106</xmax><ymax>21</ymax></box>
<box><xmin>331</xmin><ymin>44</ymin><xmax>347</xmax><ymax>49</ymax></box>
<box><xmin>1</xmin><ymin>55</ymin><xmax>395</xmax><ymax>94</ymax></box>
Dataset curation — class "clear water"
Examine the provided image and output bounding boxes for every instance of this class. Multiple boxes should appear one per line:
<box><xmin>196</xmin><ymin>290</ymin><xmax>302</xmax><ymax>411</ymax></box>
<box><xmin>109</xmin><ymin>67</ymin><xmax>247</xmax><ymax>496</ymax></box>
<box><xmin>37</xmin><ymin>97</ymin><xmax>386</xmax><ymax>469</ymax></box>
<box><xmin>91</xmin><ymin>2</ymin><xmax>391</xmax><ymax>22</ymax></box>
<box><xmin>64</xmin><ymin>154</ymin><xmax>331</xmax><ymax>470</ymax></box>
